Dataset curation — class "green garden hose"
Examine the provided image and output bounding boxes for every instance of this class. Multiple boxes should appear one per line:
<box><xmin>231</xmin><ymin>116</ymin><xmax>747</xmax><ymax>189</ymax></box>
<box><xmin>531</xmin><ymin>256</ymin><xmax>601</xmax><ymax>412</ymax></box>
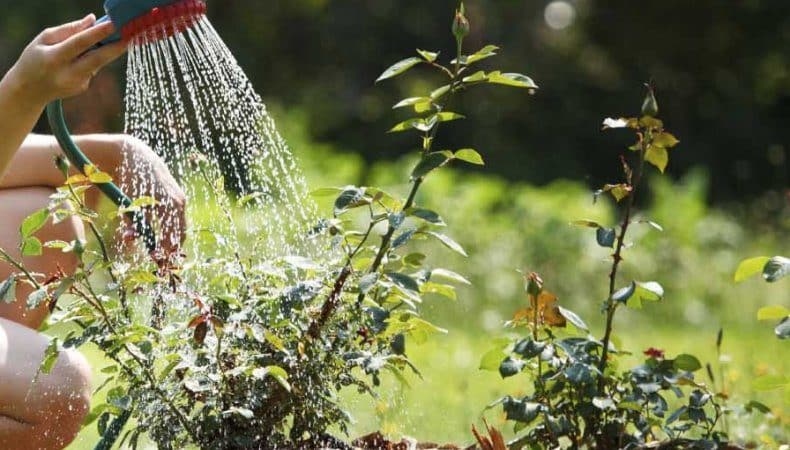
<box><xmin>45</xmin><ymin>100</ymin><xmax>157</xmax><ymax>252</ymax></box>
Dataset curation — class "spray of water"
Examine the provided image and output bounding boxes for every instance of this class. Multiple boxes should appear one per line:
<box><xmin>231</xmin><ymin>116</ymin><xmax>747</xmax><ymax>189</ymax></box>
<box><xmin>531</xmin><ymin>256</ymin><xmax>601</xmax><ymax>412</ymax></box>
<box><xmin>120</xmin><ymin>14</ymin><xmax>319</xmax><ymax>266</ymax></box>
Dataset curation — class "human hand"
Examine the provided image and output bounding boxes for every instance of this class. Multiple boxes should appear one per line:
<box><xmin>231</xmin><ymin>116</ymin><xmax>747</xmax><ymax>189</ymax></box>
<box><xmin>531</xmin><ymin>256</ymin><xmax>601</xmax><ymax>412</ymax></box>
<box><xmin>8</xmin><ymin>14</ymin><xmax>126</xmax><ymax>107</ymax></box>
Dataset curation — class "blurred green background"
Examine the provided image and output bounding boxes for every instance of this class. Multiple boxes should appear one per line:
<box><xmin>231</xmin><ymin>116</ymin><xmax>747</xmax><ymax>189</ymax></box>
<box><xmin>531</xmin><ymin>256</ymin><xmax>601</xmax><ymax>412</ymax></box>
<box><xmin>0</xmin><ymin>0</ymin><xmax>786</xmax><ymax>447</ymax></box>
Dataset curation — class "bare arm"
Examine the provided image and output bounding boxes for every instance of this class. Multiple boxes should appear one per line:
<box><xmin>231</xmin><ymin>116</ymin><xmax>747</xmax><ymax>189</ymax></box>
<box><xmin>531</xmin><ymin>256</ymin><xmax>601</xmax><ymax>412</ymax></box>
<box><xmin>0</xmin><ymin>134</ymin><xmax>123</xmax><ymax>189</ymax></box>
<box><xmin>0</xmin><ymin>14</ymin><xmax>125</xmax><ymax>181</ymax></box>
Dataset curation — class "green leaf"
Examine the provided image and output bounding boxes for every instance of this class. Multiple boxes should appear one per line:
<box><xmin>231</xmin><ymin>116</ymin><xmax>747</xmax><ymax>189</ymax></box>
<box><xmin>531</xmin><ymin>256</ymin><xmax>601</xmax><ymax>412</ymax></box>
<box><xmin>386</xmin><ymin>272</ymin><xmax>420</xmax><ymax>293</ymax></box>
<box><xmin>376</xmin><ymin>57</ymin><xmax>423</xmax><ymax>83</ymax></box>
<box><xmin>453</xmin><ymin>44</ymin><xmax>499</xmax><ymax>65</ymax></box>
<box><xmin>88</xmin><ymin>171</ymin><xmax>113</xmax><ymax>184</ymax></box>
<box><xmin>27</xmin><ymin>288</ymin><xmax>49</xmax><ymax>309</ymax></box>
<box><xmin>646</xmin><ymin>145</ymin><xmax>669</xmax><ymax>173</ymax></box>
<box><xmin>558</xmin><ymin>306</ymin><xmax>588</xmax><ymax>332</ymax></box>
<box><xmin>39</xmin><ymin>338</ymin><xmax>60</xmax><ymax>375</ymax></box>
<box><xmin>20</xmin><ymin>208</ymin><xmax>49</xmax><ymax>238</ymax></box>
<box><xmin>421</xmin><ymin>282</ymin><xmax>457</xmax><ymax>300</ymax></box>
<box><xmin>673</xmin><ymin>354</ymin><xmax>702</xmax><ymax>372</ymax></box>
<box><xmin>433</xmin><ymin>112</ymin><xmax>465</xmax><ymax>123</ymax></box>
<box><xmin>744</xmin><ymin>400</ymin><xmax>772</xmax><ymax>414</ymax></box>
<box><xmin>408</xmin><ymin>208</ymin><xmax>445</xmax><ymax>226</ymax></box>
<box><xmin>628</xmin><ymin>281</ymin><xmax>665</xmax><ymax>309</ymax></box>
<box><xmin>462</xmin><ymin>70</ymin><xmax>488</xmax><ymax>83</ymax></box>
<box><xmin>431</xmin><ymin>268</ymin><xmax>471</xmax><ymax>285</ymax></box>
<box><xmin>411</xmin><ymin>153</ymin><xmax>451</xmax><ymax>180</ymax></box>
<box><xmin>393</xmin><ymin>97</ymin><xmax>432</xmax><ymax>111</ymax></box>
<box><xmin>757</xmin><ymin>305</ymin><xmax>790</xmax><ymax>321</ymax></box>
<box><xmin>21</xmin><ymin>237</ymin><xmax>43</xmax><ymax>256</ymax></box>
<box><xmin>454</xmin><ymin>149</ymin><xmax>485</xmax><ymax>165</ymax></box>
<box><xmin>359</xmin><ymin>273</ymin><xmax>380</xmax><ymax>294</ymax></box>
<box><xmin>0</xmin><ymin>275</ymin><xmax>17</xmax><ymax>304</ymax></box>
<box><xmin>486</xmin><ymin>71</ymin><xmax>538</xmax><ymax>89</ymax></box>
<box><xmin>389</xmin><ymin>118</ymin><xmax>424</xmax><ymax>133</ymax></box>
<box><xmin>310</xmin><ymin>187</ymin><xmax>343</xmax><ymax>198</ymax></box>
<box><xmin>264</xmin><ymin>366</ymin><xmax>291</xmax><ymax>392</ymax></box>
<box><xmin>334</xmin><ymin>186</ymin><xmax>367</xmax><ymax>216</ymax></box>
<box><xmin>426</xmin><ymin>232</ymin><xmax>468</xmax><ymax>257</ymax></box>
<box><xmin>653</xmin><ymin>132</ymin><xmax>680</xmax><ymax>148</ymax></box>
<box><xmin>734</xmin><ymin>256</ymin><xmax>770</xmax><ymax>283</ymax></box>
<box><xmin>776</xmin><ymin>317</ymin><xmax>790</xmax><ymax>339</ymax></box>
<box><xmin>572</xmin><ymin>220</ymin><xmax>601</xmax><ymax>229</ymax></box>
<box><xmin>612</xmin><ymin>282</ymin><xmax>636</xmax><ymax>304</ymax></box>
<box><xmin>499</xmin><ymin>357</ymin><xmax>525</xmax><ymax>378</ymax></box>
<box><xmin>596</xmin><ymin>227</ymin><xmax>616</xmax><ymax>248</ymax></box>
<box><xmin>430</xmin><ymin>85</ymin><xmax>451</xmax><ymax>100</ymax></box>
<box><xmin>752</xmin><ymin>375</ymin><xmax>788</xmax><ymax>392</ymax></box>
<box><xmin>416</xmin><ymin>49</ymin><xmax>438</xmax><ymax>62</ymax></box>
<box><xmin>480</xmin><ymin>347</ymin><xmax>507</xmax><ymax>371</ymax></box>
<box><xmin>763</xmin><ymin>256</ymin><xmax>790</xmax><ymax>282</ymax></box>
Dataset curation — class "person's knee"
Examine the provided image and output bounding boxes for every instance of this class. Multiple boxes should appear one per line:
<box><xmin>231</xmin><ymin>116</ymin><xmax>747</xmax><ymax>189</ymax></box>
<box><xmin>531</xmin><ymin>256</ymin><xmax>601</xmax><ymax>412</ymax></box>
<box><xmin>35</xmin><ymin>348</ymin><xmax>92</xmax><ymax>447</ymax></box>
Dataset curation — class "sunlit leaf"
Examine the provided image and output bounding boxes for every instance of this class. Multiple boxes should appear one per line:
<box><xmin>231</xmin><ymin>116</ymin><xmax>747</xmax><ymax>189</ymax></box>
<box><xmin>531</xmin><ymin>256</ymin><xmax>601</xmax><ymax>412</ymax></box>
<box><xmin>431</xmin><ymin>268</ymin><xmax>471</xmax><ymax>285</ymax></box>
<box><xmin>454</xmin><ymin>149</ymin><xmax>485</xmax><ymax>165</ymax></box>
<box><xmin>734</xmin><ymin>256</ymin><xmax>770</xmax><ymax>283</ymax></box>
<box><xmin>376</xmin><ymin>57</ymin><xmax>423</xmax><ymax>83</ymax></box>
<box><xmin>416</xmin><ymin>49</ymin><xmax>438</xmax><ymax>62</ymax></box>
<box><xmin>558</xmin><ymin>306</ymin><xmax>588</xmax><ymax>332</ymax></box>
<box><xmin>653</xmin><ymin>132</ymin><xmax>680</xmax><ymax>148</ymax></box>
<box><xmin>426</xmin><ymin>231</ymin><xmax>468</xmax><ymax>257</ymax></box>
<box><xmin>757</xmin><ymin>305</ymin><xmax>790</xmax><ymax>321</ymax></box>
<box><xmin>571</xmin><ymin>220</ymin><xmax>601</xmax><ymax>229</ymax></box>
<box><xmin>452</xmin><ymin>44</ymin><xmax>499</xmax><ymax>65</ymax></box>
<box><xmin>20</xmin><ymin>209</ymin><xmax>49</xmax><ymax>238</ymax></box>
<box><xmin>21</xmin><ymin>237</ymin><xmax>43</xmax><ymax>256</ymax></box>
<box><xmin>389</xmin><ymin>118</ymin><xmax>424</xmax><ymax>133</ymax></box>
<box><xmin>393</xmin><ymin>97</ymin><xmax>432</xmax><ymax>110</ymax></box>
<box><xmin>763</xmin><ymin>256</ymin><xmax>790</xmax><ymax>282</ymax></box>
<box><xmin>88</xmin><ymin>171</ymin><xmax>114</xmax><ymax>184</ymax></box>
<box><xmin>462</xmin><ymin>70</ymin><xmax>488</xmax><ymax>83</ymax></box>
<box><xmin>486</xmin><ymin>71</ymin><xmax>538</xmax><ymax>89</ymax></box>
<box><xmin>645</xmin><ymin>145</ymin><xmax>669</xmax><ymax>173</ymax></box>
<box><xmin>434</xmin><ymin>112</ymin><xmax>465</xmax><ymax>123</ymax></box>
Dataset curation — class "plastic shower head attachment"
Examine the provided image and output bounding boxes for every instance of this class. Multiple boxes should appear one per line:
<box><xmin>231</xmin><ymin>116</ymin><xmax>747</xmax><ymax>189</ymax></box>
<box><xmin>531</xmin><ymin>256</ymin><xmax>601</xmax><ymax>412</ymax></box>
<box><xmin>99</xmin><ymin>0</ymin><xmax>207</xmax><ymax>44</ymax></box>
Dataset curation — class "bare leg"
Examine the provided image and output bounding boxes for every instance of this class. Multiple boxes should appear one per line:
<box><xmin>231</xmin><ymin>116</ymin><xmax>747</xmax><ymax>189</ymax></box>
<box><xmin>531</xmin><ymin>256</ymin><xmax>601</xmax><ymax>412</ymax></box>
<box><xmin>0</xmin><ymin>317</ymin><xmax>92</xmax><ymax>450</ymax></box>
<box><xmin>0</xmin><ymin>187</ymin><xmax>90</xmax><ymax>449</ymax></box>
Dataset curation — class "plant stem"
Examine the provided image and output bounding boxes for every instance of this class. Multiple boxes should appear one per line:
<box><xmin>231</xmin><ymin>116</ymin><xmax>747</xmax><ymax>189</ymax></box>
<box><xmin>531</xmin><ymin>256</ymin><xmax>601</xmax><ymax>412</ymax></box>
<box><xmin>597</xmin><ymin>143</ymin><xmax>646</xmax><ymax>390</ymax></box>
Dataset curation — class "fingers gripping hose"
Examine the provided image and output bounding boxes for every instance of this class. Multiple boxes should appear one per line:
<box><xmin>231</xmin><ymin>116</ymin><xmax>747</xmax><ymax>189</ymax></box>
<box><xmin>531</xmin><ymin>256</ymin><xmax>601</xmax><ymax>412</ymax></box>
<box><xmin>45</xmin><ymin>100</ymin><xmax>158</xmax><ymax>252</ymax></box>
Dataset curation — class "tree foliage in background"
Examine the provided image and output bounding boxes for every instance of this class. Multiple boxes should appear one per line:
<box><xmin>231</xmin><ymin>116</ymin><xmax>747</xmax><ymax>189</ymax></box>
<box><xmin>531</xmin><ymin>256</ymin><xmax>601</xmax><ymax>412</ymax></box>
<box><xmin>2</xmin><ymin>0</ymin><xmax>788</xmax><ymax>204</ymax></box>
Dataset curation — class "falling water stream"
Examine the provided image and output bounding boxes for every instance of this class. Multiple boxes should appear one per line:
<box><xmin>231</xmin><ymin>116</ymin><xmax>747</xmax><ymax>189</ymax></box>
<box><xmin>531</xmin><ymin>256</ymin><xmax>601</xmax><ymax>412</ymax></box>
<box><xmin>119</xmin><ymin>14</ymin><xmax>318</xmax><ymax>266</ymax></box>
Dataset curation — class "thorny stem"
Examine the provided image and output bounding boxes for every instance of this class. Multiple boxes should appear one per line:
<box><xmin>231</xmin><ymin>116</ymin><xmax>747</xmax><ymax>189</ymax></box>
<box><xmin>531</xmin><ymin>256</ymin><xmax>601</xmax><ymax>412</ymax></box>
<box><xmin>597</xmin><ymin>140</ymin><xmax>647</xmax><ymax>390</ymax></box>
<box><xmin>310</xmin><ymin>43</ymin><xmax>467</xmax><ymax>339</ymax></box>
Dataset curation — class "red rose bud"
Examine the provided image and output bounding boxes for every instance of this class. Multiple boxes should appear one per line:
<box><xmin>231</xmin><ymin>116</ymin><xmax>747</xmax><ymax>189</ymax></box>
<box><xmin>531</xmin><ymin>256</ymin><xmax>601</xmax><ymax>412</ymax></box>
<box><xmin>643</xmin><ymin>347</ymin><xmax>665</xmax><ymax>359</ymax></box>
<box><xmin>452</xmin><ymin>4</ymin><xmax>470</xmax><ymax>41</ymax></box>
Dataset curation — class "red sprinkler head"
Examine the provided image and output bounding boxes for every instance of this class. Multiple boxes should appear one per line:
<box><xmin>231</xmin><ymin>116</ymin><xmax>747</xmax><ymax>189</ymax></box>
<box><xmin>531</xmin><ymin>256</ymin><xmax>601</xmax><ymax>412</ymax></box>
<box><xmin>121</xmin><ymin>0</ymin><xmax>207</xmax><ymax>43</ymax></box>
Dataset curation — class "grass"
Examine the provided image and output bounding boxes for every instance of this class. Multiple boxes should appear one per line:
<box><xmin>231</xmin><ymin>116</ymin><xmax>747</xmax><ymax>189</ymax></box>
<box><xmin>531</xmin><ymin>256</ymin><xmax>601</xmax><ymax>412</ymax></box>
<box><xmin>66</xmin><ymin>319</ymin><xmax>788</xmax><ymax>449</ymax></box>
